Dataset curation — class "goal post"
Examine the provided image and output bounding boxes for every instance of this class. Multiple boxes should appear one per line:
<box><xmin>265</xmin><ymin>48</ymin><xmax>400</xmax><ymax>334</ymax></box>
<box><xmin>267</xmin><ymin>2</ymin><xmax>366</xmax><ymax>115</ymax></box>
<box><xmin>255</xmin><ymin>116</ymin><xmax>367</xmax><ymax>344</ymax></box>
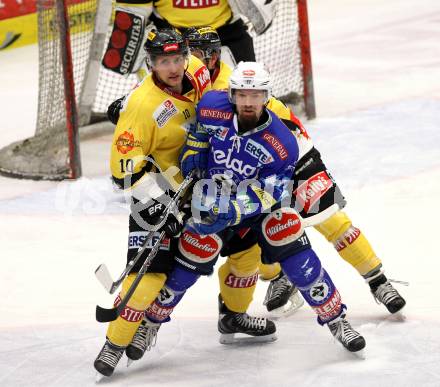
<box><xmin>0</xmin><ymin>0</ymin><xmax>315</xmax><ymax>181</ymax></box>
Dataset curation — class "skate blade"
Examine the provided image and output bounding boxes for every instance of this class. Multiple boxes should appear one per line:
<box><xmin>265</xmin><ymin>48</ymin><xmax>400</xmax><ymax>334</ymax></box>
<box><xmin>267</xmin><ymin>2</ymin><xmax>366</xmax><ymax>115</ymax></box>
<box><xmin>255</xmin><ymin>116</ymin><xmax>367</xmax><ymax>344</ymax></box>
<box><xmin>391</xmin><ymin>310</ymin><xmax>406</xmax><ymax>322</ymax></box>
<box><xmin>219</xmin><ymin>332</ymin><xmax>277</xmax><ymax>345</ymax></box>
<box><xmin>269</xmin><ymin>293</ymin><xmax>305</xmax><ymax>319</ymax></box>
<box><xmin>353</xmin><ymin>349</ymin><xmax>366</xmax><ymax>360</ymax></box>
<box><xmin>127</xmin><ymin>358</ymin><xmax>133</xmax><ymax>368</ymax></box>
<box><xmin>95</xmin><ymin>372</ymin><xmax>106</xmax><ymax>383</ymax></box>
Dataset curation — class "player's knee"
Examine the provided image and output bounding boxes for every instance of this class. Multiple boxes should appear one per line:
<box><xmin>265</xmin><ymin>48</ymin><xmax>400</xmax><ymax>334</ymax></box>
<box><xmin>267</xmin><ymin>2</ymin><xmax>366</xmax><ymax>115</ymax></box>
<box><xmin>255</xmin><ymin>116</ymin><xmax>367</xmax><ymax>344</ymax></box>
<box><xmin>176</xmin><ymin>230</ymin><xmax>222</xmax><ymax>275</ymax></box>
<box><xmin>145</xmin><ymin>266</ymin><xmax>199</xmax><ymax>323</ymax></box>
<box><xmin>314</xmin><ymin>211</ymin><xmax>352</xmax><ymax>242</ymax></box>
<box><xmin>228</xmin><ymin>243</ymin><xmax>261</xmax><ymax>274</ymax></box>
<box><xmin>121</xmin><ymin>273</ymin><xmax>167</xmax><ymax>310</ymax></box>
<box><xmin>280</xmin><ymin>248</ymin><xmax>322</xmax><ymax>288</ymax></box>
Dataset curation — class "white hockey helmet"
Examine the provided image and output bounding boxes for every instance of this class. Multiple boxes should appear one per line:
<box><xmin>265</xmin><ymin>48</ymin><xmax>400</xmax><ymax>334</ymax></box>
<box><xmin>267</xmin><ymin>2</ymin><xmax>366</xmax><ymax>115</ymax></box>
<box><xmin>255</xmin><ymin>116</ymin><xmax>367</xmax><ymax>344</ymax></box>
<box><xmin>228</xmin><ymin>61</ymin><xmax>272</xmax><ymax>104</ymax></box>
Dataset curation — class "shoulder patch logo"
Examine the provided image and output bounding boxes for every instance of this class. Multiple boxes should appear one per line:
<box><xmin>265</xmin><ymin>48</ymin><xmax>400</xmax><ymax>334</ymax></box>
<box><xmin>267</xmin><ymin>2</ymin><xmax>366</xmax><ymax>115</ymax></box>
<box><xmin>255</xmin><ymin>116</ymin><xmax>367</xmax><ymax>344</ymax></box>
<box><xmin>262</xmin><ymin>133</ymin><xmax>288</xmax><ymax>160</ymax></box>
<box><xmin>194</xmin><ymin>65</ymin><xmax>210</xmax><ymax>93</ymax></box>
<box><xmin>153</xmin><ymin>99</ymin><xmax>178</xmax><ymax>127</ymax></box>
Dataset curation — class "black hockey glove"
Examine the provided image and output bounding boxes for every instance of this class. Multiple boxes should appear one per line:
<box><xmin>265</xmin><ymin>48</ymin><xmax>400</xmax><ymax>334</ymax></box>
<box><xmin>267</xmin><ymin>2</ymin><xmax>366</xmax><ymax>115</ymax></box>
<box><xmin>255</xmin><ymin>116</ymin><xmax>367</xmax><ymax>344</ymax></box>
<box><xmin>107</xmin><ymin>96</ymin><xmax>125</xmax><ymax>125</ymax></box>
<box><xmin>143</xmin><ymin>194</ymin><xmax>183</xmax><ymax>237</ymax></box>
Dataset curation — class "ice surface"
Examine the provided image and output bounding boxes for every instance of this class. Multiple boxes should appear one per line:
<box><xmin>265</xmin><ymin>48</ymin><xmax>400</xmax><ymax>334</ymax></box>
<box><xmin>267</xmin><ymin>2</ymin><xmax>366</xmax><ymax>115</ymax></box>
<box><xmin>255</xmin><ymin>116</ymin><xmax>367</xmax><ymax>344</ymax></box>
<box><xmin>0</xmin><ymin>1</ymin><xmax>439</xmax><ymax>386</ymax></box>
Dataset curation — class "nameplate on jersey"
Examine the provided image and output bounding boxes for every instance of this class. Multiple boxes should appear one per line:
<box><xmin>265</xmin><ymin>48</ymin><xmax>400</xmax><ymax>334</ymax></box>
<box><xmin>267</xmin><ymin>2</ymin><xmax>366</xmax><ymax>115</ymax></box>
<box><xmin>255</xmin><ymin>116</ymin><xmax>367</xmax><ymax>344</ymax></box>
<box><xmin>173</xmin><ymin>0</ymin><xmax>219</xmax><ymax>9</ymax></box>
<box><xmin>199</xmin><ymin>108</ymin><xmax>233</xmax><ymax>121</ymax></box>
<box><xmin>153</xmin><ymin>99</ymin><xmax>178</xmax><ymax>128</ymax></box>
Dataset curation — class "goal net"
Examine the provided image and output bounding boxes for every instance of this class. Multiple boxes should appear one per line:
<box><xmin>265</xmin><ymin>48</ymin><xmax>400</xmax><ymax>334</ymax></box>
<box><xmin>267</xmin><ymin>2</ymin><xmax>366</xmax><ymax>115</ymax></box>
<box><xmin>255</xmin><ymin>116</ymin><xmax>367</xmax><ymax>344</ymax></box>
<box><xmin>0</xmin><ymin>0</ymin><xmax>315</xmax><ymax>180</ymax></box>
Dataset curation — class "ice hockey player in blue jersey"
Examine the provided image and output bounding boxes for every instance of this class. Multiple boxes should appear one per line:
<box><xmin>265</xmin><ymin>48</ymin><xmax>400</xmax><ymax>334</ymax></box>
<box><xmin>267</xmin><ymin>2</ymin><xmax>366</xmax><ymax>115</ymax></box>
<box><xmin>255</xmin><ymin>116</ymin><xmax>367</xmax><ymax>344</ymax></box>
<box><xmin>143</xmin><ymin>61</ymin><xmax>367</xmax><ymax>353</ymax></box>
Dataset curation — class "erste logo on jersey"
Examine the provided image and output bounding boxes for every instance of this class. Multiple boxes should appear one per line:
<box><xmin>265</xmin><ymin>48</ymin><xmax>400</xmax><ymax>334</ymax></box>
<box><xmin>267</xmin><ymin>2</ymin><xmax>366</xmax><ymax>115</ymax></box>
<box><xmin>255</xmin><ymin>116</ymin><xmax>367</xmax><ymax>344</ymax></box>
<box><xmin>245</xmin><ymin>138</ymin><xmax>274</xmax><ymax>164</ymax></box>
<box><xmin>202</xmin><ymin>124</ymin><xmax>229</xmax><ymax>140</ymax></box>
<box><xmin>294</xmin><ymin>171</ymin><xmax>333</xmax><ymax>213</ymax></box>
<box><xmin>178</xmin><ymin>231</ymin><xmax>222</xmax><ymax>263</ymax></box>
<box><xmin>213</xmin><ymin>149</ymin><xmax>256</xmax><ymax>178</ymax></box>
<box><xmin>194</xmin><ymin>66</ymin><xmax>210</xmax><ymax>93</ymax></box>
<box><xmin>173</xmin><ymin>0</ymin><xmax>219</xmax><ymax>9</ymax></box>
<box><xmin>262</xmin><ymin>208</ymin><xmax>303</xmax><ymax>246</ymax></box>
<box><xmin>262</xmin><ymin>133</ymin><xmax>288</xmax><ymax>160</ymax></box>
<box><xmin>128</xmin><ymin>231</ymin><xmax>170</xmax><ymax>251</ymax></box>
<box><xmin>153</xmin><ymin>99</ymin><xmax>178</xmax><ymax>128</ymax></box>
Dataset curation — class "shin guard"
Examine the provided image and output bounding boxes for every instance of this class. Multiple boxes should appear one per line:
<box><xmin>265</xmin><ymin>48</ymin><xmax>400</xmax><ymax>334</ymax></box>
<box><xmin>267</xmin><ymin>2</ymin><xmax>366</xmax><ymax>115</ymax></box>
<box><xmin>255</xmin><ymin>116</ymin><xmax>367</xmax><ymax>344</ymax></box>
<box><xmin>281</xmin><ymin>248</ymin><xmax>345</xmax><ymax>325</ymax></box>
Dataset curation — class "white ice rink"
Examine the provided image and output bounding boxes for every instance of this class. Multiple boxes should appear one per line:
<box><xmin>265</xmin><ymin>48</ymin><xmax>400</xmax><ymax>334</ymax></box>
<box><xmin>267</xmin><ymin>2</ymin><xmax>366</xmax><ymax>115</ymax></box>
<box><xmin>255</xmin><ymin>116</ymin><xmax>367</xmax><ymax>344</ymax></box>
<box><xmin>1</xmin><ymin>0</ymin><xmax>440</xmax><ymax>386</ymax></box>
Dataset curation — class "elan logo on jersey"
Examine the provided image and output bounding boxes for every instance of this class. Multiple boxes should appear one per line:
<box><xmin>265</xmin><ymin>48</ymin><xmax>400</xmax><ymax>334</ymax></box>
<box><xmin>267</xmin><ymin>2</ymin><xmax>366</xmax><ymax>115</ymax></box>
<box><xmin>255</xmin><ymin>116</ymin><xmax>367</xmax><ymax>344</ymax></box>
<box><xmin>173</xmin><ymin>0</ymin><xmax>219</xmax><ymax>9</ymax></box>
<box><xmin>213</xmin><ymin>149</ymin><xmax>256</xmax><ymax>177</ymax></box>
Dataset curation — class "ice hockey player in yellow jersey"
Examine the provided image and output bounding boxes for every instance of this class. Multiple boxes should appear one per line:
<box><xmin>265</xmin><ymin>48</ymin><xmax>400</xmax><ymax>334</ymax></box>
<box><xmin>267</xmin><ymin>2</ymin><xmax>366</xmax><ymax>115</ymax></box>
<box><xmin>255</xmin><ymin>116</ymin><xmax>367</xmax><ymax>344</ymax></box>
<box><xmin>94</xmin><ymin>29</ymin><xmax>212</xmax><ymax>379</ymax></box>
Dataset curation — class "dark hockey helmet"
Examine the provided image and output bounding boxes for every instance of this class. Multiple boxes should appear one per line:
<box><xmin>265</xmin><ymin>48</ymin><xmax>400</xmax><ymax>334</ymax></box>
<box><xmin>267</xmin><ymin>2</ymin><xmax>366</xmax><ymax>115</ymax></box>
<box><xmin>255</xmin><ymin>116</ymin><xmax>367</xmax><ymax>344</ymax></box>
<box><xmin>183</xmin><ymin>26</ymin><xmax>221</xmax><ymax>61</ymax></box>
<box><xmin>144</xmin><ymin>28</ymin><xmax>189</xmax><ymax>67</ymax></box>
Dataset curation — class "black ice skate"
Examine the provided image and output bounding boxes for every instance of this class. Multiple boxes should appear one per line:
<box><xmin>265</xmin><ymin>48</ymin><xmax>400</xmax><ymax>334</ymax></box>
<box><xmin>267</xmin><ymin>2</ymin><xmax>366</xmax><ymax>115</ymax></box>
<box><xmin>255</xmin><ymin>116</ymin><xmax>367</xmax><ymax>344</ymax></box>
<box><xmin>126</xmin><ymin>317</ymin><xmax>161</xmax><ymax>363</ymax></box>
<box><xmin>94</xmin><ymin>339</ymin><xmax>125</xmax><ymax>379</ymax></box>
<box><xmin>263</xmin><ymin>272</ymin><xmax>304</xmax><ymax>316</ymax></box>
<box><xmin>327</xmin><ymin>314</ymin><xmax>366</xmax><ymax>353</ymax></box>
<box><xmin>218</xmin><ymin>295</ymin><xmax>277</xmax><ymax>344</ymax></box>
<box><xmin>366</xmin><ymin>271</ymin><xmax>406</xmax><ymax>314</ymax></box>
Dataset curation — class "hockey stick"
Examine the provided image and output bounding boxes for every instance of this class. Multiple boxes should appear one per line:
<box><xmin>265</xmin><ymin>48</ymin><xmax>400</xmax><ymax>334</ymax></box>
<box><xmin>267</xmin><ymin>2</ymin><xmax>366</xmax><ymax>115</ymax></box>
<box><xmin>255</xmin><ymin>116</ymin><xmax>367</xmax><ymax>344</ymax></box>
<box><xmin>95</xmin><ymin>173</ymin><xmax>194</xmax><ymax>322</ymax></box>
<box><xmin>96</xmin><ymin>229</ymin><xmax>166</xmax><ymax>322</ymax></box>
<box><xmin>95</xmin><ymin>172</ymin><xmax>194</xmax><ymax>294</ymax></box>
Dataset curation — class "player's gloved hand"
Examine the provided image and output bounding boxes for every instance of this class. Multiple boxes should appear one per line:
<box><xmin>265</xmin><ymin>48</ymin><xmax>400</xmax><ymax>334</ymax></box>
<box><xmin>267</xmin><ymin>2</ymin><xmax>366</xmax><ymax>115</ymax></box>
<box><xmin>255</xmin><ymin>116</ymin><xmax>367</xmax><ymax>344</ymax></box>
<box><xmin>179</xmin><ymin>128</ymin><xmax>209</xmax><ymax>178</ymax></box>
<box><xmin>186</xmin><ymin>199</ymin><xmax>241</xmax><ymax>235</ymax></box>
<box><xmin>180</xmin><ymin>150</ymin><xmax>207</xmax><ymax>178</ymax></box>
<box><xmin>107</xmin><ymin>96</ymin><xmax>125</xmax><ymax>125</ymax></box>
<box><xmin>143</xmin><ymin>194</ymin><xmax>183</xmax><ymax>237</ymax></box>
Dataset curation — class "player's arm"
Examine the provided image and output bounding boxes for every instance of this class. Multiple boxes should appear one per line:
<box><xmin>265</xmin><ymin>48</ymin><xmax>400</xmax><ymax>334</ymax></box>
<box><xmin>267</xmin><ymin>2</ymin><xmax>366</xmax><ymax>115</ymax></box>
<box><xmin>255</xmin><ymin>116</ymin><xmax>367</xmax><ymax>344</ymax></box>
<box><xmin>110</xmin><ymin>95</ymin><xmax>157</xmax><ymax>189</ymax></box>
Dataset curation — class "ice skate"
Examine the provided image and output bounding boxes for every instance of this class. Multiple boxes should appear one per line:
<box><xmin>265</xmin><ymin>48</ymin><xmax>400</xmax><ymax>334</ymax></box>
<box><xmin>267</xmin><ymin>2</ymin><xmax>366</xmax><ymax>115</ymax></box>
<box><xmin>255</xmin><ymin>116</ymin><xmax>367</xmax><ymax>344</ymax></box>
<box><xmin>263</xmin><ymin>272</ymin><xmax>304</xmax><ymax>316</ymax></box>
<box><xmin>218</xmin><ymin>295</ymin><xmax>277</xmax><ymax>344</ymax></box>
<box><xmin>126</xmin><ymin>317</ymin><xmax>161</xmax><ymax>366</ymax></box>
<box><xmin>327</xmin><ymin>314</ymin><xmax>366</xmax><ymax>353</ymax></box>
<box><xmin>94</xmin><ymin>339</ymin><xmax>125</xmax><ymax>378</ymax></box>
<box><xmin>367</xmin><ymin>271</ymin><xmax>407</xmax><ymax>314</ymax></box>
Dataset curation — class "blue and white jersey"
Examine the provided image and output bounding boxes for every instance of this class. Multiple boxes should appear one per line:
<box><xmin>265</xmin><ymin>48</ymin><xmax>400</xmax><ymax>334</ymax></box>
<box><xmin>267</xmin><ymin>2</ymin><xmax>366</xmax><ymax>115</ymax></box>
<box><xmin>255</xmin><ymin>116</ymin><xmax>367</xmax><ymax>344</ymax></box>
<box><xmin>195</xmin><ymin>90</ymin><xmax>299</xmax><ymax>216</ymax></box>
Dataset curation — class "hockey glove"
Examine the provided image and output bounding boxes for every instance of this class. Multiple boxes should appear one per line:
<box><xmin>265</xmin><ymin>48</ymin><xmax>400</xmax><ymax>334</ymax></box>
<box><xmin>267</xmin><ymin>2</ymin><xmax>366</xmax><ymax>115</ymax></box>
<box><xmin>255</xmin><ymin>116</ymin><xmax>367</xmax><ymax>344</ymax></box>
<box><xmin>187</xmin><ymin>200</ymin><xmax>241</xmax><ymax>235</ymax></box>
<box><xmin>142</xmin><ymin>194</ymin><xmax>183</xmax><ymax>237</ymax></box>
<box><xmin>179</xmin><ymin>130</ymin><xmax>209</xmax><ymax>178</ymax></box>
<box><xmin>107</xmin><ymin>96</ymin><xmax>125</xmax><ymax>125</ymax></box>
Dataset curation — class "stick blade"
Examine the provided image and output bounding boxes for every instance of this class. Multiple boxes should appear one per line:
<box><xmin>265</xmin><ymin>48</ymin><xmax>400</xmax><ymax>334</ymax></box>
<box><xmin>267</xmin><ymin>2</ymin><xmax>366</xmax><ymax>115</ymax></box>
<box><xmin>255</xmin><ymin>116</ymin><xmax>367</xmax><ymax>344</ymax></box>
<box><xmin>96</xmin><ymin>304</ymin><xmax>119</xmax><ymax>323</ymax></box>
<box><xmin>95</xmin><ymin>264</ymin><xmax>116</xmax><ymax>294</ymax></box>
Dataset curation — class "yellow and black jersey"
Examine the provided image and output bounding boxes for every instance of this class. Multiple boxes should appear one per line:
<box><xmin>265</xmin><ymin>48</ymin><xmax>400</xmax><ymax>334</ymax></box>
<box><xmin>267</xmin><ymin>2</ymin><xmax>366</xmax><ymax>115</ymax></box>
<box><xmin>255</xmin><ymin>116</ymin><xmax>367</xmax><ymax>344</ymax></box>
<box><xmin>110</xmin><ymin>55</ymin><xmax>211</xmax><ymax>188</ymax></box>
<box><xmin>154</xmin><ymin>0</ymin><xmax>231</xmax><ymax>29</ymax></box>
<box><xmin>211</xmin><ymin>60</ymin><xmax>232</xmax><ymax>90</ymax></box>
